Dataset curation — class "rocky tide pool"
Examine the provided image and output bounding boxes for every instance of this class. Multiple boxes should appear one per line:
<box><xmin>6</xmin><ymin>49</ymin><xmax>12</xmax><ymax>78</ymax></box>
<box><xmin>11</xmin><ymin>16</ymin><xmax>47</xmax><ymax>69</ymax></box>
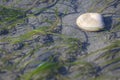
<box><xmin>0</xmin><ymin>0</ymin><xmax>120</xmax><ymax>80</ymax></box>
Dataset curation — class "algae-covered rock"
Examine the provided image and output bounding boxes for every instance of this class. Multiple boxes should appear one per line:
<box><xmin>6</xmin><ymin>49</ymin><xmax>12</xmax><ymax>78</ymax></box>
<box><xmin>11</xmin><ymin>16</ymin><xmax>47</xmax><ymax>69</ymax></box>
<box><xmin>0</xmin><ymin>0</ymin><xmax>120</xmax><ymax>80</ymax></box>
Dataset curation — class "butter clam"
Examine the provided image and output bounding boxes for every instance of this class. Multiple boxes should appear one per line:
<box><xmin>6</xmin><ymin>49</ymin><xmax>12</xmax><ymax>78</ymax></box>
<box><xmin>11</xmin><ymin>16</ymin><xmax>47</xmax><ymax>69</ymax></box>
<box><xmin>76</xmin><ymin>13</ymin><xmax>105</xmax><ymax>31</ymax></box>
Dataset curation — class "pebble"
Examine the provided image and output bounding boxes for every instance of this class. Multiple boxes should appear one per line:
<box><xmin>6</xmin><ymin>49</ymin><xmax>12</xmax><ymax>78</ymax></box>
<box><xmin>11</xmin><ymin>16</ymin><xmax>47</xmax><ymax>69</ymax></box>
<box><xmin>76</xmin><ymin>13</ymin><xmax>105</xmax><ymax>31</ymax></box>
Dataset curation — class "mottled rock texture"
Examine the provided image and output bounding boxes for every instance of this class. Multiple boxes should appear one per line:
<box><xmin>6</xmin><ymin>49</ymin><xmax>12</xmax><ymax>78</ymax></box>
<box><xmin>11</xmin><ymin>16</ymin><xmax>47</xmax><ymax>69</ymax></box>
<box><xmin>0</xmin><ymin>0</ymin><xmax>120</xmax><ymax>80</ymax></box>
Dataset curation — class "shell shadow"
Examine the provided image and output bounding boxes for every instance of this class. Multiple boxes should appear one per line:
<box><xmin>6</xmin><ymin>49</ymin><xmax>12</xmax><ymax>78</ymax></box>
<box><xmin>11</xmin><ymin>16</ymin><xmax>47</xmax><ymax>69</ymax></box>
<box><xmin>103</xmin><ymin>15</ymin><xmax>113</xmax><ymax>31</ymax></box>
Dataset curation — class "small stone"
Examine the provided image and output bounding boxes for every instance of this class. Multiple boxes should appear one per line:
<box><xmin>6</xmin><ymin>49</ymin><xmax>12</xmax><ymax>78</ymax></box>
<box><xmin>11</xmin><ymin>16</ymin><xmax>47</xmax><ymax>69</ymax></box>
<box><xmin>13</xmin><ymin>43</ymin><xmax>24</xmax><ymax>50</ymax></box>
<box><xmin>58</xmin><ymin>66</ymin><xmax>67</xmax><ymax>75</ymax></box>
<box><xmin>76</xmin><ymin>13</ymin><xmax>105</xmax><ymax>31</ymax></box>
<box><xmin>0</xmin><ymin>29</ymin><xmax>9</xmax><ymax>35</ymax></box>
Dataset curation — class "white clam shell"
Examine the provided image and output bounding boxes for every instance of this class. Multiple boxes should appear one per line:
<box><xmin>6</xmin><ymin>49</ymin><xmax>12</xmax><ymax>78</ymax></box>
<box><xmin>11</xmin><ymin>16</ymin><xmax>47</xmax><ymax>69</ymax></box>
<box><xmin>76</xmin><ymin>13</ymin><xmax>104</xmax><ymax>31</ymax></box>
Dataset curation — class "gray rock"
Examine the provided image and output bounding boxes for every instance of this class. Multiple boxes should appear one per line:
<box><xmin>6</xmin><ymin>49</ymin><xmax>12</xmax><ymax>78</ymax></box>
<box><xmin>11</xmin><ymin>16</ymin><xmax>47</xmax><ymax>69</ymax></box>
<box><xmin>0</xmin><ymin>0</ymin><xmax>120</xmax><ymax>80</ymax></box>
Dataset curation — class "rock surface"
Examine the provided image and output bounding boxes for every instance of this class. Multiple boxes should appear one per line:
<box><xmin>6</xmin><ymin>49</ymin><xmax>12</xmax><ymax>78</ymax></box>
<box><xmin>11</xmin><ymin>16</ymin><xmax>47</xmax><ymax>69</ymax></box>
<box><xmin>0</xmin><ymin>0</ymin><xmax>120</xmax><ymax>80</ymax></box>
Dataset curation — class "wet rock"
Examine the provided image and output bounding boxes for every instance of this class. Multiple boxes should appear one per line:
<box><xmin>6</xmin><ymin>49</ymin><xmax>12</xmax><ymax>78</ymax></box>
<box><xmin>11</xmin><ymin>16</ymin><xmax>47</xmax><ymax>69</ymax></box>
<box><xmin>58</xmin><ymin>66</ymin><xmax>68</xmax><ymax>75</ymax></box>
<box><xmin>0</xmin><ymin>29</ymin><xmax>9</xmax><ymax>35</ymax></box>
<box><xmin>13</xmin><ymin>43</ymin><xmax>24</xmax><ymax>50</ymax></box>
<box><xmin>46</xmin><ymin>75</ymin><xmax>57</xmax><ymax>80</ymax></box>
<box><xmin>52</xmin><ymin>25</ymin><xmax>62</xmax><ymax>33</ymax></box>
<box><xmin>41</xmin><ymin>34</ymin><xmax>54</xmax><ymax>44</ymax></box>
<box><xmin>0</xmin><ymin>0</ymin><xmax>120</xmax><ymax>80</ymax></box>
<box><xmin>0</xmin><ymin>71</ymin><xmax>17</xmax><ymax>80</ymax></box>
